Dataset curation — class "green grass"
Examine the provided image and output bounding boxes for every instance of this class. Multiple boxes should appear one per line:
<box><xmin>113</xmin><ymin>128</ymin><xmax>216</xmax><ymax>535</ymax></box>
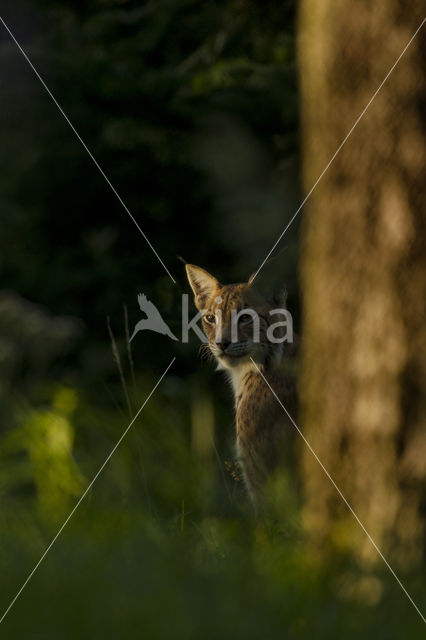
<box><xmin>0</xmin><ymin>498</ymin><xmax>425</xmax><ymax>639</ymax></box>
<box><xmin>0</xmin><ymin>377</ymin><xmax>424</xmax><ymax>639</ymax></box>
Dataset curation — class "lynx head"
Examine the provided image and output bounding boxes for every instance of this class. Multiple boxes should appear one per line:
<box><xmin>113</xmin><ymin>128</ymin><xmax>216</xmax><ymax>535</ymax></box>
<box><xmin>185</xmin><ymin>264</ymin><xmax>289</xmax><ymax>370</ymax></box>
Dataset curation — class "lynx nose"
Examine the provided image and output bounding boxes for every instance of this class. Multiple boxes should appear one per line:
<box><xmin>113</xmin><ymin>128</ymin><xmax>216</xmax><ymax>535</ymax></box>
<box><xmin>216</xmin><ymin>340</ymin><xmax>230</xmax><ymax>353</ymax></box>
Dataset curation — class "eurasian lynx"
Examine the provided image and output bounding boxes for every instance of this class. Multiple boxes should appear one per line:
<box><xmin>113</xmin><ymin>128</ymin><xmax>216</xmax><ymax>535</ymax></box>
<box><xmin>186</xmin><ymin>264</ymin><xmax>298</xmax><ymax>506</ymax></box>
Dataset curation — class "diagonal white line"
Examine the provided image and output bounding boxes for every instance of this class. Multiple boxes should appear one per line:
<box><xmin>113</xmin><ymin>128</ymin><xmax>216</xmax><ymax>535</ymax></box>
<box><xmin>0</xmin><ymin>16</ymin><xmax>176</xmax><ymax>284</ymax></box>
<box><xmin>251</xmin><ymin>16</ymin><xmax>426</xmax><ymax>282</ymax></box>
<box><xmin>250</xmin><ymin>357</ymin><xmax>426</xmax><ymax>625</ymax></box>
<box><xmin>0</xmin><ymin>357</ymin><xmax>176</xmax><ymax>626</ymax></box>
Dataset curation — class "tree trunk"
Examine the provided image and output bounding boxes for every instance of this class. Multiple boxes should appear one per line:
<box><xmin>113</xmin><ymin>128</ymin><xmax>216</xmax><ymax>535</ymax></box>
<box><xmin>298</xmin><ymin>2</ymin><xmax>426</xmax><ymax>567</ymax></box>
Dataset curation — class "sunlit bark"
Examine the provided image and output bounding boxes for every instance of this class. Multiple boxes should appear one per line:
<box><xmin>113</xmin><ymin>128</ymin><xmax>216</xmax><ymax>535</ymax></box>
<box><xmin>298</xmin><ymin>2</ymin><xmax>426</xmax><ymax>567</ymax></box>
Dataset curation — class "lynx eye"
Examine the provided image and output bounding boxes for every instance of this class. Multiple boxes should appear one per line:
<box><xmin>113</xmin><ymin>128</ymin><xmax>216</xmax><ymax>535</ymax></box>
<box><xmin>238</xmin><ymin>313</ymin><xmax>253</xmax><ymax>324</ymax></box>
<box><xmin>204</xmin><ymin>313</ymin><xmax>216</xmax><ymax>324</ymax></box>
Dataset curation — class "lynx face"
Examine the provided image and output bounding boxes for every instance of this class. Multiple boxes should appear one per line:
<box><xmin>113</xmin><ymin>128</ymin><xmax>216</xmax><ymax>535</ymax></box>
<box><xmin>186</xmin><ymin>264</ymin><xmax>287</xmax><ymax>370</ymax></box>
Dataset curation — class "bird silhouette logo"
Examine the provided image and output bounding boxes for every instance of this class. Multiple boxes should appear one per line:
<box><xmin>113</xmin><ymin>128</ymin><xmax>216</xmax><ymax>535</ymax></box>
<box><xmin>129</xmin><ymin>293</ymin><xmax>178</xmax><ymax>342</ymax></box>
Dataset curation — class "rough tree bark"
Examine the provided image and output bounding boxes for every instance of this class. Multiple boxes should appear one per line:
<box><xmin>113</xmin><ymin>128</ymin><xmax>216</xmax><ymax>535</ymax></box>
<box><xmin>298</xmin><ymin>2</ymin><xmax>426</xmax><ymax>567</ymax></box>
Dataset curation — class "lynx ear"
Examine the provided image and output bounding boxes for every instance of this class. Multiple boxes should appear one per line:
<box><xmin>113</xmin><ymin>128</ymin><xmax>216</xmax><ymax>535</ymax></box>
<box><xmin>248</xmin><ymin>269</ymin><xmax>287</xmax><ymax>307</ymax></box>
<box><xmin>185</xmin><ymin>264</ymin><xmax>219</xmax><ymax>309</ymax></box>
<box><xmin>272</xmin><ymin>287</ymin><xmax>288</xmax><ymax>309</ymax></box>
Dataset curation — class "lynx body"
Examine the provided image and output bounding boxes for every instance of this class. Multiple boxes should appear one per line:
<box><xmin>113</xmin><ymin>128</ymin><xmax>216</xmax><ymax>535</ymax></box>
<box><xmin>186</xmin><ymin>264</ymin><xmax>297</xmax><ymax>505</ymax></box>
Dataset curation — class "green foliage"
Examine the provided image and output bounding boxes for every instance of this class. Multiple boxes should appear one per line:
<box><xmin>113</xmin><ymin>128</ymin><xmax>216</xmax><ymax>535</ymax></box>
<box><xmin>1</xmin><ymin>358</ymin><xmax>424</xmax><ymax>638</ymax></box>
<box><xmin>2</xmin><ymin>386</ymin><xmax>85</xmax><ymax>524</ymax></box>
